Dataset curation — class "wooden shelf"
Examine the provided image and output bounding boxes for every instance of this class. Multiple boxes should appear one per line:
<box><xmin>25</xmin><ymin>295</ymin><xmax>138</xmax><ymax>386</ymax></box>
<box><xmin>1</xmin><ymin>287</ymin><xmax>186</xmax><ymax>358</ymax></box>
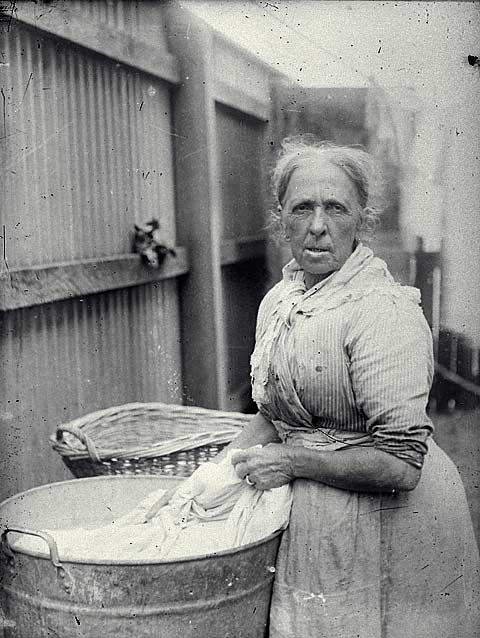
<box><xmin>0</xmin><ymin>248</ymin><xmax>189</xmax><ymax>311</ymax></box>
<box><xmin>220</xmin><ymin>236</ymin><xmax>266</xmax><ymax>266</ymax></box>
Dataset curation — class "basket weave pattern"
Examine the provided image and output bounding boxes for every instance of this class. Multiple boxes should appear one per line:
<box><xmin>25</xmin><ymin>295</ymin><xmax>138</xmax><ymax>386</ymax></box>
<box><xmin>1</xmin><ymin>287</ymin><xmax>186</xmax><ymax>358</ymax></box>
<box><xmin>50</xmin><ymin>402</ymin><xmax>251</xmax><ymax>478</ymax></box>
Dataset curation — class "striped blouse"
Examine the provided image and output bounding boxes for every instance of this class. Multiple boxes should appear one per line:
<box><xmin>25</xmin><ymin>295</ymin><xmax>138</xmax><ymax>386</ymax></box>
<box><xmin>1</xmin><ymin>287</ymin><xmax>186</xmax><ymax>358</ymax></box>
<box><xmin>250</xmin><ymin>244</ymin><xmax>434</xmax><ymax>468</ymax></box>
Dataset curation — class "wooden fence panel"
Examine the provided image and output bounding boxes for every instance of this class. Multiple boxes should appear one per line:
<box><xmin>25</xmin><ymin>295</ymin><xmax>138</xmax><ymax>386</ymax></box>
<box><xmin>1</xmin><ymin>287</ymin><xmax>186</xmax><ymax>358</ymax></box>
<box><xmin>215</xmin><ymin>103</ymin><xmax>269</xmax><ymax>410</ymax></box>
<box><xmin>216</xmin><ymin>104</ymin><xmax>267</xmax><ymax>241</ymax></box>
<box><xmin>213</xmin><ymin>33</ymin><xmax>271</xmax><ymax>111</ymax></box>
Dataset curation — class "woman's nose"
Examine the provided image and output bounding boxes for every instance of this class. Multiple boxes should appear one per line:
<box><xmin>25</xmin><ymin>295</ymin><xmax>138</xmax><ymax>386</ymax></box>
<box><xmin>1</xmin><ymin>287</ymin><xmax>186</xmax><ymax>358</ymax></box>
<box><xmin>309</xmin><ymin>206</ymin><xmax>327</xmax><ymax>235</ymax></box>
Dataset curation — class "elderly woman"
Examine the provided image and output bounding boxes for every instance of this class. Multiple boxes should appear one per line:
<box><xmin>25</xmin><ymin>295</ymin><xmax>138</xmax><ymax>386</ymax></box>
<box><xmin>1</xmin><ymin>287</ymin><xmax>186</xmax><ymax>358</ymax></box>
<box><xmin>227</xmin><ymin>139</ymin><xmax>479</xmax><ymax>637</ymax></box>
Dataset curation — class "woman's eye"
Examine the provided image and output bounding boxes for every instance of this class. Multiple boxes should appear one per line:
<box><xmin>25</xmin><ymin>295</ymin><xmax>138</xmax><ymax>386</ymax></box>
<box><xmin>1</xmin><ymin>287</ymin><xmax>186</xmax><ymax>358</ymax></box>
<box><xmin>292</xmin><ymin>203</ymin><xmax>311</xmax><ymax>214</ymax></box>
<box><xmin>326</xmin><ymin>203</ymin><xmax>345</xmax><ymax>214</ymax></box>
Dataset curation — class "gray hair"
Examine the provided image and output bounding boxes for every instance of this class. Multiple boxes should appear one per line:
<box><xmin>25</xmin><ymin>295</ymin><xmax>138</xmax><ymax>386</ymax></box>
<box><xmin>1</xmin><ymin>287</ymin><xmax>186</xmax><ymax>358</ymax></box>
<box><xmin>270</xmin><ymin>136</ymin><xmax>380</xmax><ymax>241</ymax></box>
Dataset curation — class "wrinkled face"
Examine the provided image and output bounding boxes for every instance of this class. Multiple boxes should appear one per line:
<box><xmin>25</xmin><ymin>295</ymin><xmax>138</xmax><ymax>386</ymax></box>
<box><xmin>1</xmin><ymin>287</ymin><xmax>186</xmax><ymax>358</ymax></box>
<box><xmin>282</xmin><ymin>158</ymin><xmax>362</xmax><ymax>288</ymax></box>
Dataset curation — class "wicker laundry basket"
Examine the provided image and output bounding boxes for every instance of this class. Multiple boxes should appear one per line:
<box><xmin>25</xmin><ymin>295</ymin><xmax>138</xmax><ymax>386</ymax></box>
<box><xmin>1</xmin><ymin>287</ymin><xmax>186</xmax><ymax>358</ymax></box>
<box><xmin>50</xmin><ymin>402</ymin><xmax>251</xmax><ymax>478</ymax></box>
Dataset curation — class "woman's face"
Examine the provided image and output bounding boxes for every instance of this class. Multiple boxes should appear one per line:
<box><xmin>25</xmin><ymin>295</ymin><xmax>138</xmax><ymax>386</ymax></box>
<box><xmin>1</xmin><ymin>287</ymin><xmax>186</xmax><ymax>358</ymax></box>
<box><xmin>282</xmin><ymin>157</ymin><xmax>362</xmax><ymax>288</ymax></box>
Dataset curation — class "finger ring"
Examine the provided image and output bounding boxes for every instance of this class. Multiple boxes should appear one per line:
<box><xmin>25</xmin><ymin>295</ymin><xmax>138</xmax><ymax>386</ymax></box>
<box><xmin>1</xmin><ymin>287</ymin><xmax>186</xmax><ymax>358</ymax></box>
<box><xmin>245</xmin><ymin>475</ymin><xmax>255</xmax><ymax>487</ymax></box>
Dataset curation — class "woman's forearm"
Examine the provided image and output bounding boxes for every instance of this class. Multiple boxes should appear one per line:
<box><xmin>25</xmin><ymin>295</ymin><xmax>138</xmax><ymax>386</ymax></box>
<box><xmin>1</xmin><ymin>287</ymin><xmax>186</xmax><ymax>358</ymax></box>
<box><xmin>288</xmin><ymin>445</ymin><xmax>421</xmax><ymax>492</ymax></box>
<box><xmin>213</xmin><ymin>411</ymin><xmax>280</xmax><ymax>463</ymax></box>
<box><xmin>225</xmin><ymin>416</ymin><xmax>421</xmax><ymax>492</ymax></box>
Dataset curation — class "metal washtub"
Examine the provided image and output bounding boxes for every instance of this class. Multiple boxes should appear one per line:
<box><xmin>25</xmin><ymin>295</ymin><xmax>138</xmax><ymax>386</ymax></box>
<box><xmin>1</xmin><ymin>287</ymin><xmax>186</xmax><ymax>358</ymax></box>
<box><xmin>0</xmin><ymin>476</ymin><xmax>282</xmax><ymax>637</ymax></box>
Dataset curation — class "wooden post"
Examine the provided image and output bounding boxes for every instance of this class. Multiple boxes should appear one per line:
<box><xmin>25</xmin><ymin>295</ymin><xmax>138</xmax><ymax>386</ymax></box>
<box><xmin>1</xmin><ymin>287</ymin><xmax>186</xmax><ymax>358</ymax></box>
<box><xmin>165</xmin><ymin>5</ymin><xmax>227</xmax><ymax>409</ymax></box>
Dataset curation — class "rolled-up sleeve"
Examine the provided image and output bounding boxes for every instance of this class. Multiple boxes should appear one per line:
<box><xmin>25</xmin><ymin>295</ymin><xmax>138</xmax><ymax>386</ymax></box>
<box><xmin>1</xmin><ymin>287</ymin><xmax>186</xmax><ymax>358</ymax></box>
<box><xmin>346</xmin><ymin>291</ymin><xmax>434</xmax><ymax>468</ymax></box>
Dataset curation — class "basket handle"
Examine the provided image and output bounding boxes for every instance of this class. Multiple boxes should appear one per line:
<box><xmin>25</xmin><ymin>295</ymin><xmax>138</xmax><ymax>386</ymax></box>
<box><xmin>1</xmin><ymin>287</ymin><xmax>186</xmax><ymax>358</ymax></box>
<box><xmin>55</xmin><ymin>424</ymin><xmax>102</xmax><ymax>463</ymax></box>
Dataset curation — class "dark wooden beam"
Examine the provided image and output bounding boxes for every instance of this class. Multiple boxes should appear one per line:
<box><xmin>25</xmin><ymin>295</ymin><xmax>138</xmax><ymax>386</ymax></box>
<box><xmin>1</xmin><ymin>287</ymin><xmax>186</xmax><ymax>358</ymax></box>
<box><xmin>435</xmin><ymin>363</ymin><xmax>480</xmax><ymax>398</ymax></box>
<box><xmin>215</xmin><ymin>81</ymin><xmax>270</xmax><ymax>122</ymax></box>
<box><xmin>220</xmin><ymin>236</ymin><xmax>267</xmax><ymax>266</ymax></box>
<box><xmin>225</xmin><ymin>380</ymin><xmax>253</xmax><ymax>413</ymax></box>
<box><xmin>0</xmin><ymin>249</ymin><xmax>188</xmax><ymax>311</ymax></box>
<box><xmin>13</xmin><ymin>3</ymin><xmax>180</xmax><ymax>85</ymax></box>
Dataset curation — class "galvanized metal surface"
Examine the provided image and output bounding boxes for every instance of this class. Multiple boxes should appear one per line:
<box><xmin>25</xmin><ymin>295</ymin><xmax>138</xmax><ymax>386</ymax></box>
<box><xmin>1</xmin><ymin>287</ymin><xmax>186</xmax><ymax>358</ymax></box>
<box><xmin>69</xmin><ymin>0</ymin><xmax>171</xmax><ymax>45</ymax></box>
<box><xmin>2</xmin><ymin>20</ymin><xmax>176</xmax><ymax>268</ymax></box>
<box><xmin>0</xmin><ymin>281</ymin><xmax>183</xmax><ymax>502</ymax></box>
<box><xmin>0</xmin><ymin>4</ymin><xmax>277</xmax><ymax>505</ymax></box>
<box><xmin>0</xmin><ymin>476</ymin><xmax>281</xmax><ymax>637</ymax></box>
<box><xmin>1</xmin><ymin>17</ymin><xmax>183</xmax><ymax>502</ymax></box>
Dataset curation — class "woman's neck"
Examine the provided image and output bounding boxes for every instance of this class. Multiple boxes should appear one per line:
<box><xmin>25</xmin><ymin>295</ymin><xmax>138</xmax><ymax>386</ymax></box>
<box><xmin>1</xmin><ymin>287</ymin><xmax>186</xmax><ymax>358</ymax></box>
<box><xmin>304</xmin><ymin>271</ymin><xmax>333</xmax><ymax>290</ymax></box>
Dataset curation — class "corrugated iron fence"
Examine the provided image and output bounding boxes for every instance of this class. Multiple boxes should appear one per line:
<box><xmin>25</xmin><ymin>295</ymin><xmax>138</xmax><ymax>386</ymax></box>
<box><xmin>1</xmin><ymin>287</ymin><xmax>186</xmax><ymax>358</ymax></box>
<box><xmin>0</xmin><ymin>1</ymin><xmax>276</xmax><ymax>501</ymax></box>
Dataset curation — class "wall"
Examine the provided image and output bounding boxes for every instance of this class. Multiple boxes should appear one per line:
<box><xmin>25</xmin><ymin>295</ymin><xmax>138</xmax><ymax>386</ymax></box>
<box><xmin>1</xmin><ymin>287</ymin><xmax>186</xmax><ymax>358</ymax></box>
<box><xmin>0</xmin><ymin>1</ymin><xmax>279</xmax><ymax>501</ymax></box>
<box><xmin>441</xmin><ymin>97</ymin><xmax>480</xmax><ymax>347</ymax></box>
<box><xmin>0</xmin><ymin>2</ymin><xmax>184</xmax><ymax>501</ymax></box>
<box><xmin>185</xmin><ymin>1</ymin><xmax>480</xmax><ymax>346</ymax></box>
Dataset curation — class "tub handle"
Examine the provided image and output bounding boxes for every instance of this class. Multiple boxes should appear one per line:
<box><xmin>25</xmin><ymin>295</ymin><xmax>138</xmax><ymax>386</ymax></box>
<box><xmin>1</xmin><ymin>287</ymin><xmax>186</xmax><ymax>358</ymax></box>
<box><xmin>2</xmin><ymin>527</ymin><xmax>74</xmax><ymax>595</ymax></box>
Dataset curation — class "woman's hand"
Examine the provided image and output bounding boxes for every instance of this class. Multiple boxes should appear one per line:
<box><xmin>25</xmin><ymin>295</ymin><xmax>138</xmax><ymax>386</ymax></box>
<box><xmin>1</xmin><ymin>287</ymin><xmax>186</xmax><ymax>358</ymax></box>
<box><xmin>231</xmin><ymin>443</ymin><xmax>295</xmax><ymax>490</ymax></box>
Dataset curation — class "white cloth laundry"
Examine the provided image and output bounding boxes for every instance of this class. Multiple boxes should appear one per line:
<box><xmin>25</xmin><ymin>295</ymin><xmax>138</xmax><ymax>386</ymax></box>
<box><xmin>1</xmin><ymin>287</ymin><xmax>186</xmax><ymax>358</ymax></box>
<box><xmin>12</xmin><ymin>450</ymin><xmax>292</xmax><ymax>561</ymax></box>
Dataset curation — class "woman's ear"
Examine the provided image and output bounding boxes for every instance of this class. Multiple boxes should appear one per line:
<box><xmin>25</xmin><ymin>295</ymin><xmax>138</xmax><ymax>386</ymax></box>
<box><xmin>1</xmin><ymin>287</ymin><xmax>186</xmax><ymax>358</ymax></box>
<box><xmin>278</xmin><ymin>205</ymin><xmax>290</xmax><ymax>242</ymax></box>
<box><xmin>356</xmin><ymin>206</ymin><xmax>377</xmax><ymax>239</ymax></box>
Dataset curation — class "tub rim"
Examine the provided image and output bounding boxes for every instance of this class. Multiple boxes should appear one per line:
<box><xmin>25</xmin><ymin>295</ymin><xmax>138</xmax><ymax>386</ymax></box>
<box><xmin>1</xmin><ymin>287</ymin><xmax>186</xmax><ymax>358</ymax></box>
<box><xmin>0</xmin><ymin>475</ymin><xmax>284</xmax><ymax>566</ymax></box>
